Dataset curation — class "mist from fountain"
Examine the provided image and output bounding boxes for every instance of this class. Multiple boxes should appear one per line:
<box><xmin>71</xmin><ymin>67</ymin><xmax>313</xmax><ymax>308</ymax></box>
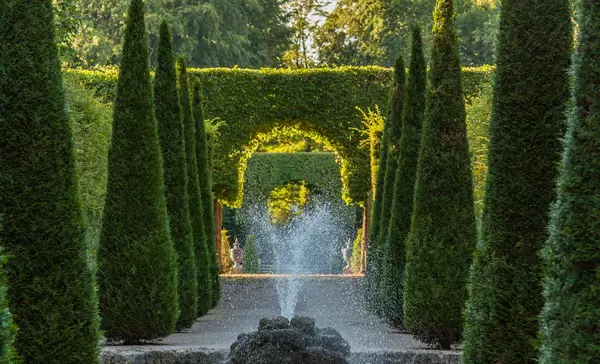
<box><xmin>244</xmin><ymin>200</ymin><xmax>352</xmax><ymax>318</ymax></box>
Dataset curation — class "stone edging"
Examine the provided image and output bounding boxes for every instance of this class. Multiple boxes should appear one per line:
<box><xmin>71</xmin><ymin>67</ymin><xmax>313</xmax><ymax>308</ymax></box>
<box><xmin>101</xmin><ymin>348</ymin><xmax>461</xmax><ymax>364</ymax></box>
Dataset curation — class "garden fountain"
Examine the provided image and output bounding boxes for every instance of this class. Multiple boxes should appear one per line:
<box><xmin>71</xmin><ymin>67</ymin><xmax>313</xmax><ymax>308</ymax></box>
<box><xmin>244</xmin><ymin>201</ymin><xmax>352</xmax><ymax>318</ymax></box>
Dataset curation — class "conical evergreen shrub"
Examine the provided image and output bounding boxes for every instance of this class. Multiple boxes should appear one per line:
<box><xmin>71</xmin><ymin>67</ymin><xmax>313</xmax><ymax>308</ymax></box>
<box><xmin>375</xmin><ymin>57</ymin><xmax>405</xmax><ymax>313</ymax></box>
<box><xmin>539</xmin><ymin>1</ymin><xmax>600</xmax><ymax>362</ymax></box>
<box><xmin>154</xmin><ymin>21</ymin><xmax>198</xmax><ymax>330</ymax></box>
<box><xmin>0</xmin><ymin>0</ymin><xmax>100</xmax><ymax>361</ymax></box>
<box><xmin>178</xmin><ymin>58</ymin><xmax>213</xmax><ymax>316</ymax></box>
<box><xmin>461</xmin><ymin>0</ymin><xmax>572</xmax><ymax>361</ymax></box>
<box><xmin>193</xmin><ymin>83</ymin><xmax>220</xmax><ymax>307</ymax></box>
<box><xmin>402</xmin><ymin>0</ymin><xmax>476</xmax><ymax>349</ymax></box>
<box><xmin>382</xmin><ymin>27</ymin><xmax>427</xmax><ymax>328</ymax></box>
<box><xmin>365</xmin><ymin>119</ymin><xmax>390</xmax><ymax>310</ymax></box>
<box><xmin>365</xmin><ymin>58</ymin><xmax>405</xmax><ymax>312</ymax></box>
<box><xmin>97</xmin><ymin>0</ymin><xmax>179</xmax><ymax>342</ymax></box>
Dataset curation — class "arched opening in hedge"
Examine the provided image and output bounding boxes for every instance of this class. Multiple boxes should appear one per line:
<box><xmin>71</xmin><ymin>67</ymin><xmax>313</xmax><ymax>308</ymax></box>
<box><xmin>238</xmin><ymin>126</ymin><xmax>350</xmax><ymax>206</ymax></box>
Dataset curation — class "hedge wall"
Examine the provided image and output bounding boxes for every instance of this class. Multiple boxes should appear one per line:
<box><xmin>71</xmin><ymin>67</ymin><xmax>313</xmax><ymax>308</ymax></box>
<box><xmin>243</xmin><ymin>152</ymin><xmax>343</xmax><ymax>202</ymax></box>
<box><xmin>66</xmin><ymin>66</ymin><xmax>493</xmax><ymax>207</ymax></box>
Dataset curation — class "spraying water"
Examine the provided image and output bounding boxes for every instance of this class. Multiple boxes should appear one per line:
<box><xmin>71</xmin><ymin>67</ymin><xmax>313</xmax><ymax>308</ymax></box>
<box><xmin>244</xmin><ymin>200</ymin><xmax>353</xmax><ymax>318</ymax></box>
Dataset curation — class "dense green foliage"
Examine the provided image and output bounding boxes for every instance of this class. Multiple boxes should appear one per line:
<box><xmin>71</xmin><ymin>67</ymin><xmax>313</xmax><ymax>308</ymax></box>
<box><xmin>193</xmin><ymin>83</ymin><xmax>220</xmax><ymax>308</ymax></box>
<box><xmin>155</xmin><ymin>21</ymin><xmax>198</xmax><ymax>330</ymax></box>
<box><xmin>243</xmin><ymin>153</ymin><xmax>343</xmax><ymax>201</ymax></box>
<box><xmin>178</xmin><ymin>58</ymin><xmax>213</xmax><ymax>316</ymax></box>
<box><xmin>63</xmin><ymin>74</ymin><xmax>113</xmax><ymax>268</ymax></box>
<box><xmin>462</xmin><ymin>0</ymin><xmax>572</xmax><ymax>361</ymax></box>
<box><xmin>382</xmin><ymin>28</ymin><xmax>427</xmax><ymax>328</ymax></box>
<box><xmin>373</xmin><ymin>57</ymin><xmax>405</xmax><ymax>314</ymax></box>
<box><xmin>402</xmin><ymin>0</ymin><xmax>476</xmax><ymax>349</ymax></box>
<box><xmin>539</xmin><ymin>0</ymin><xmax>600</xmax><ymax>362</ymax></box>
<box><xmin>465</xmin><ymin>82</ymin><xmax>492</xmax><ymax>220</ymax></box>
<box><xmin>243</xmin><ymin>235</ymin><xmax>261</xmax><ymax>274</ymax></box>
<box><xmin>0</xmin><ymin>0</ymin><xmax>100</xmax><ymax>361</ymax></box>
<box><xmin>67</xmin><ymin>66</ymin><xmax>493</xmax><ymax>207</ymax></box>
<box><xmin>365</xmin><ymin>114</ymin><xmax>390</xmax><ymax>310</ymax></box>
<box><xmin>97</xmin><ymin>0</ymin><xmax>179</xmax><ymax>342</ymax></box>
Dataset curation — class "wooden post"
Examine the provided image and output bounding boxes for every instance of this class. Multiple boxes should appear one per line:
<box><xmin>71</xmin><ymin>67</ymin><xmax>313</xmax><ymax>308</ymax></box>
<box><xmin>215</xmin><ymin>199</ymin><xmax>223</xmax><ymax>272</ymax></box>
<box><xmin>360</xmin><ymin>201</ymin><xmax>369</xmax><ymax>274</ymax></box>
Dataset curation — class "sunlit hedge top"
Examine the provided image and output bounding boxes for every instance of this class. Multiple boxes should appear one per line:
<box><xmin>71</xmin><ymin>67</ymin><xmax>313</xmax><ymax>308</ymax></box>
<box><xmin>67</xmin><ymin>65</ymin><xmax>493</xmax><ymax>207</ymax></box>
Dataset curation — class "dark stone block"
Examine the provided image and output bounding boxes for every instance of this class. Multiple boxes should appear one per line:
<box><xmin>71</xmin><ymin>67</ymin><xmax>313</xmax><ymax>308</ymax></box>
<box><xmin>258</xmin><ymin>316</ymin><xmax>290</xmax><ymax>331</ymax></box>
<box><xmin>290</xmin><ymin>316</ymin><xmax>316</xmax><ymax>335</ymax></box>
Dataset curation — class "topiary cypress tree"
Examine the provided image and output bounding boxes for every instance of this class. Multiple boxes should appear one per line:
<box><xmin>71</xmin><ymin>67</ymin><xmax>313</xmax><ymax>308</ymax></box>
<box><xmin>97</xmin><ymin>0</ymin><xmax>179</xmax><ymax>343</ymax></box>
<box><xmin>193</xmin><ymin>83</ymin><xmax>220</xmax><ymax>307</ymax></box>
<box><xmin>154</xmin><ymin>21</ymin><xmax>198</xmax><ymax>330</ymax></box>
<box><xmin>461</xmin><ymin>0</ymin><xmax>572</xmax><ymax>361</ymax></box>
<box><xmin>365</xmin><ymin>118</ymin><xmax>391</xmax><ymax>310</ymax></box>
<box><xmin>539</xmin><ymin>1</ymin><xmax>599</xmax><ymax>362</ymax></box>
<box><xmin>402</xmin><ymin>0</ymin><xmax>476</xmax><ymax>349</ymax></box>
<box><xmin>178</xmin><ymin>58</ymin><xmax>213</xmax><ymax>316</ymax></box>
<box><xmin>0</xmin><ymin>0</ymin><xmax>100</xmax><ymax>361</ymax></box>
<box><xmin>365</xmin><ymin>58</ymin><xmax>405</xmax><ymax>313</ymax></box>
<box><xmin>374</xmin><ymin>56</ymin><xmax>406</xmax><ymax>313</ymax></box>
<box><xmin>381</xmin><ymin>27</ymin><xmax>427</xmax><ymax>328</ymax></box>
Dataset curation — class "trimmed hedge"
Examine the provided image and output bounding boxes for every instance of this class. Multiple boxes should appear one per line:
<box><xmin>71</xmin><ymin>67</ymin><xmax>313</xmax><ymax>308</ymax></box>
<box><xmin>539</xmin><ymin>0</ymin><xmax>600</xmax><ymax>362</ymax></box>
<box><xmin>98</xmin><ymin>0</ymin><xmax>179</xmax><ymax>342</ymax></box>
<box><xmin>0</xmin><ymin>0</ymin><xmax>101</xmax><ymax>361</ymax></box>
<box><xmin>243</xmin><ymin>235</ymin><xmax>260</xmax><ymax>274</ymax></box>
<box><xmin>193</xmin><ymin>83</ymin><xmax>220</xmax><ymax>308</ymax></box>
<box><xmin>373</xmin><ymin>57</ymin><xmax>406</xmax><ymax>315</ymax></box>
<box><xmin>66</xmin><ymin>66</ymin><xmax>493</xmax><ymax>207</ymax></box>
<box><xmin>155</xmin><ymin>21</ymin><xmax>198</xmax><ymax>330</ymax></box>
<box><xmin>243</xmin><ymin>152</ymin><xmax>344</xmax><ymax>201</ymax></box>
<box><xmin>461</xmin><ymin>0</ymin><xmax>572</xmax><ymax>361</ymax></box>
<box><xmin>178</xmin><ymin>59</ymin><xmax>213</xmax><ymax>316</ymax></box>
<box><xmin>403</xmin><ymin>0</ymin><xmax>477</xmax><ymax>349</ymax></box>
<box><xmin>382</xmin><ymin>28</ymin><xmax>427</xmax><ymax>328</ymax></box>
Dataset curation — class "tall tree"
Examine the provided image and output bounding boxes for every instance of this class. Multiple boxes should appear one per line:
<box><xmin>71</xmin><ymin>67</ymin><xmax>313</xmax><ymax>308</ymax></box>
<box><xmin>402</xmin><ymin>0</ymin><xmax>476</xmax><ymax>349</ymax></box>
<box><xmin>154</xmin><ymin>21</ymin><xmax>199</xmax><ymax>330</ymax></box>
<box><xmin>284</xmin><ymin>0</ymin><xmax>328</xmax><ymax>68</ymax></box>
<box><xmin>381</xmin><ymin>27</ymin><xmax>426</xmax><ymax>328</ymax></box>
<box><xmin>98</xmin><ymin>0</ymin><xmax>179</xmax><ymax>342</ymax></box>
<box><xmin>314</xmin><ymin>0</ymin><xmax>384</xmax><ymax>66</ymax></box>
<box><xmin>193</xmin><ymin>83</ymin><xmax>220</xmax><ymax>308</ymax></box>
<box><xmin>64</xmin><ymin>0</ymin><xmax>290</xmax><ymax>67</ymax></box>
<box><xmin>461</xmin><ymin>0</ymin><xmax>572</xmax><ymax>361</ymax></box>
<box><xmin>0</xmin><ymin>0</ymin><xmax>100</xmax><ymax>361</ymax></box>
<box><xmin>539</xmin><ymin>0</ymin><xmax>600</xmax><ymax>362</ymax></box>
<box><xmin>178</xmin><ymin>58</ymin><xmax>213</xmax><ymax>315</ymax></box>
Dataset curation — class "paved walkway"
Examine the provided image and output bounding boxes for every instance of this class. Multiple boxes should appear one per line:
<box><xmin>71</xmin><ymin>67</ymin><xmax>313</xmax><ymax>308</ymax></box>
<box><xmin>105</xmin><ymin>275</ymin><xmax>427</xmax><ymax>353</ymax></box>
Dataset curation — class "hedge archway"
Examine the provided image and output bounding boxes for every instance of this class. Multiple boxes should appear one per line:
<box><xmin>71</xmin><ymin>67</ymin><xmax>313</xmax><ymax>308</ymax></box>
<box><xmin>67</xmin><ymin>65</ymin><xmax>493</xmax><ymax>207</ymax></box>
